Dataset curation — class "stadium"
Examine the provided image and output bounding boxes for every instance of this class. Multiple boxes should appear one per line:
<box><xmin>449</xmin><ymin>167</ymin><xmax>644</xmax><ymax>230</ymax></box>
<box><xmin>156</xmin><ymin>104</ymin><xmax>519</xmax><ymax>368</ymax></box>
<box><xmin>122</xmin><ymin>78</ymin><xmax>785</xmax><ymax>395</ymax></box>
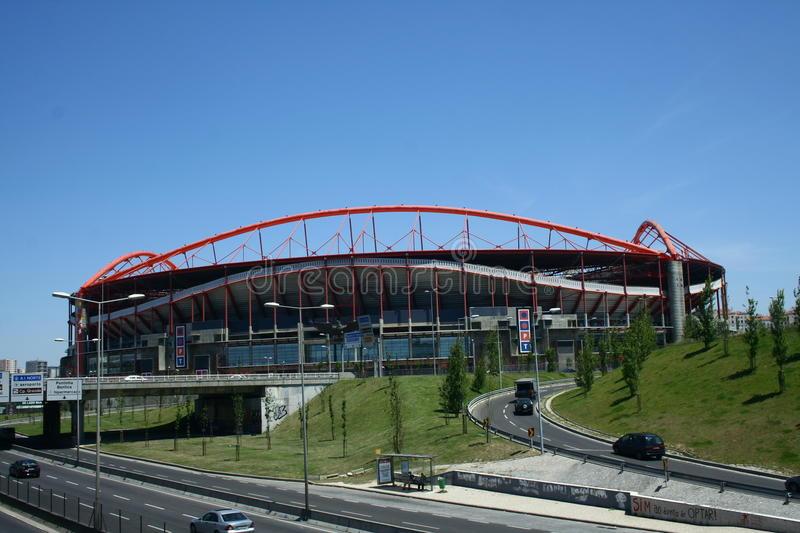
<box><xmin>59</xmin><ymin>206</ymin><xmax>726</xmax><ymax>377</ymax></box>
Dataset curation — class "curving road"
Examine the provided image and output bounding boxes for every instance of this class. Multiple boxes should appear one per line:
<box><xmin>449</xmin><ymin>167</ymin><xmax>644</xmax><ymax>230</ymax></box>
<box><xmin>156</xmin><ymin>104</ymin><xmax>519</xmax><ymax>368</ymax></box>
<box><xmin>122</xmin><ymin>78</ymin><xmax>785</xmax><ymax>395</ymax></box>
<box><xmin>472</xmin><ymin>382</ymin><xmax>791</xmax><ymax>498</ymax></box>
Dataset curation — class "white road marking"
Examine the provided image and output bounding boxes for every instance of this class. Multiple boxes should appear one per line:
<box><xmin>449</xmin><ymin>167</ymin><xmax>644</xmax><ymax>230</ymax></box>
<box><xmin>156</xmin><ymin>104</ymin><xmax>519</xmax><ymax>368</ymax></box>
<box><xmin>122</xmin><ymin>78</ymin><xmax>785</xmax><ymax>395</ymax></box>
<box><xmin>113</xmin><ymin>494</ymin><xmax>130</xmax><ymax>501</ymax></box>
<box><xmin>341</xmin><ymin>510</ymin><xmax>371</xmax><ymax>518</ymax></box>
<box><xmin>403</xmin><ymin>522</ymin><xmax>439</xmax><ymax>530</ymax></box>
<box><xmin>145</xmin><ymin>503</ymin><xmax>165</xmax><ymax>510</ymax></box>
<box><xmin>182</xmin><ymin>514</ymin><xmax>198</xmax><ymax>519</ymax></box>
<box><xmin>80</xmin><ymin>503</ymin><xmax>94</xmax><ymax>509</ymax></box>
<box><xmin>46</xmin><ymin>475</ymin><xmax>58</xmax><ymax>480</ymax></box>
<box><xmin>66</xmin><ymin>480</ymin><xmax>79</xmax><ymax>486</ymax></box>
<box><xmin>0</xmin><ymin>461</ymin><xmax>8</xmax><ymax>465</ymax></box>
<box><xmin>147</xmin><ymin>526</ymin><xmax>172</xmax><ymax>533</ymax></box>
<box><xmin>86</xmin><ymin>486</ymin><xmax>96</xmax><ymax>491</ymax></box>
<box><xmin>52</xmin><ymin>493</ymin><xmax>65</xmax><ymax>499</ymax></box>
<box><xmin>110</xmin><ymin>512</ymin><xmax>130</xmax><ymax>520</ymax></box>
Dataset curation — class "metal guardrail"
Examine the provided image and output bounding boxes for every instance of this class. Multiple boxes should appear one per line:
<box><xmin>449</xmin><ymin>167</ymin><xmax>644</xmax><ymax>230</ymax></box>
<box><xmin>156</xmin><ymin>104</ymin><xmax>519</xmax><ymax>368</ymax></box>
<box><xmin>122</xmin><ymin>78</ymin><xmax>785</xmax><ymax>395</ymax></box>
<box><xmin>13</xmin><ymin>444</ymin><xmax>423</xmax><ymax>533</ymax></box>
<box><xmin>79</xmin><ymin>372</ymin><xmax>342</xmax><ymax>385</ymax></box>
<box><xmin>466</xmin><ymin>387</ymin><xmax>791</xmax><ymax>500</ymax></box>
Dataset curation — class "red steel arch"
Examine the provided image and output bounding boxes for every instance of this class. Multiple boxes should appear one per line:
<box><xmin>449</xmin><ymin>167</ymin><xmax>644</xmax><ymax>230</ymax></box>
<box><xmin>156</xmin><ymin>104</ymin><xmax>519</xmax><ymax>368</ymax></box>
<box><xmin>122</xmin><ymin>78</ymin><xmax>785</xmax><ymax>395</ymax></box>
<box><xmin>82</xmin><ymin>251</ymin><xmax>178</xmax><ymax>289</ymax></box>
<box><xmin>88</xmin><ymin>205</ymin><xmax>668</xmax><ymax>288</ymax></box>
<box><xmin>632</xmin><ymin>220</ymin><xmax>709</xmax><ymax>262</ymax></box>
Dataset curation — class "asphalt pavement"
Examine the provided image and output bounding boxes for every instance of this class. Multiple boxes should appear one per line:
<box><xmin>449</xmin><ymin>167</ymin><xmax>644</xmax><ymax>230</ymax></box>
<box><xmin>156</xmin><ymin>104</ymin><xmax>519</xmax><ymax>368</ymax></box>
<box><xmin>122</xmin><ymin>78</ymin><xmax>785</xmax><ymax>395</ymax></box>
<box><xmin>1</xmin><ymin>446</ymin><xmax>650</xmax><ymax>533</ymax></box>
<box><xmin>474</xmin><ymin>382</ymin><xmax>789</xmax><ymax>497</ymax></box>
<box><xmin>0</xmin><ymin>503</ymin><xmax>53</xmax><ymax>532</ymax></box>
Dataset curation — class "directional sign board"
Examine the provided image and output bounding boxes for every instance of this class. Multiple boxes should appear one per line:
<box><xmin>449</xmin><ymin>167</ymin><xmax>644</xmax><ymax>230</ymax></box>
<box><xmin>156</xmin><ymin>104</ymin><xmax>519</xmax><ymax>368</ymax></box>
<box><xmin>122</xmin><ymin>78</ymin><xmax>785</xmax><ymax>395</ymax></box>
<box><xmin>517</xmin><ymin>308</ymin><xmax>532</xmax><ymax>354</ymax></box>
<box><xmin>46</xmin><ymin>378</ymin><xmax>83</xmax><ymax>401</ymax></box>
<box><xmin>175</xmin><ymin>325</ymin><xmax>187</xmax><ymax>368</ymax></box>
<box><xmin>0</xmin><ymin>372</ymin><xmax>9</xmax><ymax>403</ymax></box>
<box><xmin>357</xmin><ymin>314</ymin><xmax>375</xmax><ymax>348</ymax></box>
<box><xmin>11</xmin><ymin>373</ymin><xmax>44</xmax><ymax>403</ymax></box>
<box><xmin>344</xmin><ymin>330</ymin><xmax>362</xmax><ymax>348</ymax></box>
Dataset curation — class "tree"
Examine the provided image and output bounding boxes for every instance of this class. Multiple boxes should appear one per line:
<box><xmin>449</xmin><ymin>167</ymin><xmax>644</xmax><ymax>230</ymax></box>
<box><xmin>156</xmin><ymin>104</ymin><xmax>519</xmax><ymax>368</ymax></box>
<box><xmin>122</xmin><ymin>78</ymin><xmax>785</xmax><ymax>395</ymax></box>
<box><xmin>184</xmin><ymin>397</ymin><xmax>193</xmax><ymax>440</ymax></box>
<box><xmin>233</xmin><ymin>394</ymin><xmax>244</xmax><ymax>447</ymax></box>
<box><xmin>262</xmin><ymin>392</ymin><xmax>275</xmax><ymax>450</ymax></box>
<box><xmin>621</xmin><ymin>311</ymin><xmax>656</xmax><ymax>412</ymax></box>
<box><xmin>696</xmin><ymin>277</ymin><xmax>717</xmax><ymax>350</ymax></box>
<box><xmin>157</xmin><ymin>392</ymin><xmax>164</xmax><ymax>423</ymax></box>
<box><xmin>388</xmin><ymin>376</ymin><xmax>404</xmax><ymax>453</ymax></box>
<box><xmin>575</xmin><ymin>333</ymin><xmax>596</xmax><ymax>395</ymax></box>
<box><xmin>545</xmin><ymin>347</ymin><xmax>557</xmax><ymax>372</ymax></box>
<box><xmin>328</xmin><ymin>394</ymin><xmax>335</xmax><ymax>440</ymax></box>
<box><xmin>597</xmin><ymin>335</ymin><xmax>609</xmax><ymax>375</ymax></box>
<box><xmin>117</xmin><ymin>393</ymin><xmax>124</xmax><ymax>424</ymax></box>
<box><xmin>743</xmin><ymin>287</ymin><xmax>760</xmax><ymax>373</ymax></box>
<box><xmin>794</xmin><ymin>277</ymin><xmax>800</xmax><ymax>333</ymax></box>
<box><xmin>341</xmin><ymin>399</ymin><xmax>347</xmax><ymax>458</ymax></box>
<box><xmin>485</xmin><ymin>330</ymin><xmax>500</xmax><ymax>376</ymax></box>
<box><xmin>439</xmin><ymin>342</ymin><xmax>467</xmax><ymax>417</ymax></box>
<box><xmin>471</xmin><ymin>351</ymin><xmax>487</xmax><ymax>392</ymax></box>
<box><xmin>769</xmin><ymin>289</ymin><xmax>789</xmax><ymax>394</ymax></box>
<box><xmin>717</xmin><ymin>318</ymin><xmax>731</xmax><ymax>357</ymax></box>
<box><xmin>199</xmin><ymin>403</ymin><xmax>209</xmax><ymax>456</ymax></box>
<box><xmin>173</xmin><ymin>400</ymin><xmax>183</xmax><ymax>451</ymax></box>
<box><xmin>684</xmin><ymin>314</ymin><xmax>701</xmax><ymax>341</ymax></box>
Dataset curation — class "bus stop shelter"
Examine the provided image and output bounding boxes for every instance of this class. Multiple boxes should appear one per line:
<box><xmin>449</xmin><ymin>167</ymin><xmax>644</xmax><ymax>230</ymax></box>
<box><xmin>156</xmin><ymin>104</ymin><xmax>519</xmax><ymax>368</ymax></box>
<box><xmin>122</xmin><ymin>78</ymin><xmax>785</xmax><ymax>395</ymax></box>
<box><xmin>375</xmin><ymin>453</ymin><xmax>435</xmax><ymax>491</ymax></box>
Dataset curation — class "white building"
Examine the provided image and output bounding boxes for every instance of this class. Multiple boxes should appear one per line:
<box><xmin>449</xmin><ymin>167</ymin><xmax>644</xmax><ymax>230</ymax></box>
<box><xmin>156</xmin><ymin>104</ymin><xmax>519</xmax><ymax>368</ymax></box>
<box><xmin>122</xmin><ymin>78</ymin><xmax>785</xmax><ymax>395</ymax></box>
<box><xmin>0</xmin><ymin>359</ymin><xmax>17</xmax><ymax>373</ymax></box>
<box><xmin>25</xmin><ymin>360</ymin><xmax>48</xmax><ymax>374</ymax></box>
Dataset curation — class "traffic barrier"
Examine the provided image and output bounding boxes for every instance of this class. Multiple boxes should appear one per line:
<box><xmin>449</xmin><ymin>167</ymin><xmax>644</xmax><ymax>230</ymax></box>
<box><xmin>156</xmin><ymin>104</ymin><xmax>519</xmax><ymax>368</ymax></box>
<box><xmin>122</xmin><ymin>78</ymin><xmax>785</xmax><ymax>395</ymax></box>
<box><xmin>630</xmin><ymin>494</ymin><xmax>800</xmax><ymax>533</ymax></box>
<box><xmin>445</xmin><ymin>470</ymin><xmax>631</xmax><ymax>511</ymax></box>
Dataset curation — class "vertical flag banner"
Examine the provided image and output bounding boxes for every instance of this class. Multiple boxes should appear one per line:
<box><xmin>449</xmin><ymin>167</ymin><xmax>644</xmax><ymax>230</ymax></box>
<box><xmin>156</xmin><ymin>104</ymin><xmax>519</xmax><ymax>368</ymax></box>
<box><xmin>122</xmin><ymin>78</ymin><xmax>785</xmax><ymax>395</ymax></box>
<box><xmin>175</xmin><ymin>325</ymin><xmax>187</xmax><ymax>368</ymax></box>
<box><xmin>517</xmin><ymin>308</ymin><xmax>532</xmax><ymax>354</ymax></box>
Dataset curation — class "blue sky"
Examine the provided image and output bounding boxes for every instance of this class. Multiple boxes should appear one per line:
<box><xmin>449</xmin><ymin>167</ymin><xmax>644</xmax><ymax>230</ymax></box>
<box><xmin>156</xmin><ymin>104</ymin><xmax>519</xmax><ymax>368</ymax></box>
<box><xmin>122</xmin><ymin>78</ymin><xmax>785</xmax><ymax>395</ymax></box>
<box><xmin>1</xmin><ymin>1</ymin><xmax>798</xmax><ymax>366</ymax></box>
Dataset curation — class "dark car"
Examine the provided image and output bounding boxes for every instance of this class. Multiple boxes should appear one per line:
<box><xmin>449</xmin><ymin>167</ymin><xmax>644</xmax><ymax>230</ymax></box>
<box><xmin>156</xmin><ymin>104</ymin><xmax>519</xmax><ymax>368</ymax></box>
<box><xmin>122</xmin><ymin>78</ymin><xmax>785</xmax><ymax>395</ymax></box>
<box><xmin>514</xmin><ymin>398</ymin><xmax>534</xmax><ymax>415</ymax></box>
<box><xmin>9</xmin><ymin>459</ymin><xmax>40</xmax><ymax>478</ymax></box>
<box><xmin>612</xmin><ymin>433</ymin><xmax>665</xmax><ymax>460</ymax></box>
<box><xmin>786</xmin><ymin>476</ymin><xmax>800</xmax><ymax>494</ymax></box>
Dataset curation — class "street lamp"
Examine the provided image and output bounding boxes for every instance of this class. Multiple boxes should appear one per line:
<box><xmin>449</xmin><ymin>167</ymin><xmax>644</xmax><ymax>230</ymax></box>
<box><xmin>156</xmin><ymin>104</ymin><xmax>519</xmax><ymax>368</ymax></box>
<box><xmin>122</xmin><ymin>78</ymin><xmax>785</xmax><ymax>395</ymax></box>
<box><xmin>54</xmin><ymin>337</ymin><xmax>96</xmax><ymax>466</ymax></box>
<box><xmin>264</xmin><ymin>301</ymin><xmax>333</xmax><ymax>521</ymax></box>
<box><xmin>459</xmin><ymin>314</ymin><xmax>479</xmax><ymax>371</ymax></box>
<box><xmin>52</xmin><ymin>291</ymin><xmax>144</xmax><ymax>529</ymax></box>
<box><xmin>424</xmin><ymin>290</ymin><xmax>437</xmax><ymax>376</ymax></box>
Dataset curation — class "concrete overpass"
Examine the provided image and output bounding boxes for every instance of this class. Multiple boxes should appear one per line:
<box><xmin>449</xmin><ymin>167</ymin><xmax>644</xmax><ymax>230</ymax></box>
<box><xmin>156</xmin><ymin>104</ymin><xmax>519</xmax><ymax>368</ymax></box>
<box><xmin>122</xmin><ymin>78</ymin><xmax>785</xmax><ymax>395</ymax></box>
<box><xmin>44</xmin><ymin>372</ymin><xmax>352</xmax><ymax>441</ymax></box>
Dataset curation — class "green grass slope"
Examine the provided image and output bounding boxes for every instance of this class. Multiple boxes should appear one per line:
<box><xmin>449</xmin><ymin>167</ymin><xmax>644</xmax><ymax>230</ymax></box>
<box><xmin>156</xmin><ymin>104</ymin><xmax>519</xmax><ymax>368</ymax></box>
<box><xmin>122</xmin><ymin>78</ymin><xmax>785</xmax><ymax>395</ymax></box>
<box><xmin>99</xmin><ymin>373</ymin><xmax>562</xmax><ymax>479</ymax></box>
<box><xmin>552</xmin><ymin>330</ymin><xmax>800</xmax><ymax>472</ymax></box>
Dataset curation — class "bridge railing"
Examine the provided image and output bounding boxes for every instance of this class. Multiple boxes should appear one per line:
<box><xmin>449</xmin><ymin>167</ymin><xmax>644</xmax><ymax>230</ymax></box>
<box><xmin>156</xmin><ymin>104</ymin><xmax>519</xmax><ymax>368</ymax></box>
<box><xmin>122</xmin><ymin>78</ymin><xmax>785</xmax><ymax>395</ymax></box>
<box><xmin>79</xmin><ymin>372</ymin><xmax>341</xmax><ymax>385</ymax></box>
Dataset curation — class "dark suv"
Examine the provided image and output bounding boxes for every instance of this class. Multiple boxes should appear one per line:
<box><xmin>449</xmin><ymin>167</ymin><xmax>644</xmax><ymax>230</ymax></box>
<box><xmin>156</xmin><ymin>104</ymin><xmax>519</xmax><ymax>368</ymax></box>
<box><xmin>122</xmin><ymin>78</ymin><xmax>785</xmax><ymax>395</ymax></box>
<box><xmin>612</xmin><ymin>433</ymin><xmax>665</xmax><ymax>460</ymax></box>
<box><xmin>514</xmin><ymin>398</ymin><xmax>534</xmax><ymax>415</ymax></box>
<box><xmin>9</xmin><ymin>459</ymin><xmax>40</xmax><ymax>478</ymax></box>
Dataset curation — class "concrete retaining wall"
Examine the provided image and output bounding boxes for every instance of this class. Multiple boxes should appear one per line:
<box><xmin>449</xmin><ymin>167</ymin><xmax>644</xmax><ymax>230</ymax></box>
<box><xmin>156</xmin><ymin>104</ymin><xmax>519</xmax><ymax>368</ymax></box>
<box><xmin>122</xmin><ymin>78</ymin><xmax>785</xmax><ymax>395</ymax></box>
<box><xmin>447</xmin><ymin>470</ymin><xmax>630</xmax><ymax>511</ymax></box>
<box><xmin>630</xmin><ymin>495</ymin><xmax>800</xmax><ymax>533</ymax></box>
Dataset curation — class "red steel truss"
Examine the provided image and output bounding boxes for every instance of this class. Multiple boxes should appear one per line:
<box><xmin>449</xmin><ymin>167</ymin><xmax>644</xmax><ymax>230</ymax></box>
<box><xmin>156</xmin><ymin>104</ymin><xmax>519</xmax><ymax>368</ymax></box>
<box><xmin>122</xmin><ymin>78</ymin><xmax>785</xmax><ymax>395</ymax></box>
<box><xmin>83</xmin><ymin>206</ymin><xmax>707</xmax><ymax>288</ymax></box>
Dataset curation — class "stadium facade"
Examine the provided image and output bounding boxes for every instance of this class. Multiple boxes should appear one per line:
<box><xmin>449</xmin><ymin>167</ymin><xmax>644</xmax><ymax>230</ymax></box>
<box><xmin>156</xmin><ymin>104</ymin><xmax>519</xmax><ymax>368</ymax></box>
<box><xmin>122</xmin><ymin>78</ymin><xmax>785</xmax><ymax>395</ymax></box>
<box><xmin>60</xmin><ymin>206</ymin><xmax>726</xmax><ymax>377</ymax></box>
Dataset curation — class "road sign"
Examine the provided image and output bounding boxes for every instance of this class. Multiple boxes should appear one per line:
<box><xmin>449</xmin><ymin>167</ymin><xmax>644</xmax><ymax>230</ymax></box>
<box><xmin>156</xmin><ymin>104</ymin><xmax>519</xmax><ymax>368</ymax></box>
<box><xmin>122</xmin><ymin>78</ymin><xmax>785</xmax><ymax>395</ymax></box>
<box><xmin>527</xmin><ymin>427</ymin><xmax>536</xmax><ymax>438</ymax></box>
<box><xmin>357</xmin><ymin>315</ymin><xmax>375</xmax><ymax>348</ymax></box>
<box><xmin>10</xmin><ymin>373</ymin><xmax>44</xmax><ymax>403</ymax></box>
<box><xmin>517</xmin><ymin>308</ymin><xmax>532</xmax><ymax>354</ymax></box>
<box><xmin>344</xmin><ymin>330</ymin><xmax>362</xmax><ymax>348</ymax></box>
<box><xmin>0</xmin><ymin>372</ymin><xmax>9</xmax><ymax>403</ymax></box>
<box><xmin>46</xmin><ymin>378</ymin><xmax>83</xmax><ymax>401</ymax></box>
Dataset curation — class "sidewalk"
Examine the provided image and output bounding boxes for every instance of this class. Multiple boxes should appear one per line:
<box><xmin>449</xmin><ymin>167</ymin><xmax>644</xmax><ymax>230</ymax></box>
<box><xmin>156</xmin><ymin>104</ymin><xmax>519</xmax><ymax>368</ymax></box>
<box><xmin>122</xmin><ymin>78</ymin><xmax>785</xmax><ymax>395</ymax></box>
<box><xmin>336</xmin><ymin>480</ymin><xmax>752</xmax><ymax>532</ymax></box>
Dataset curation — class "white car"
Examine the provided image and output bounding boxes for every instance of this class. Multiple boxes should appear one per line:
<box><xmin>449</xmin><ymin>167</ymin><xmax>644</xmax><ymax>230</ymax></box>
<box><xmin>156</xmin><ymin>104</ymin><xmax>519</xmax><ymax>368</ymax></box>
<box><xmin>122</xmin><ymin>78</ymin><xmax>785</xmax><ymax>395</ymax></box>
<box><xmin>191</xmin><ymin>509</ymin><xmax>254</xmax><ymax>533</ymax></box>
<box><xmin>123</xmin><ymin>375</ymin><xmax>145</xmax><ymax>382</ymax></box>
<box><xmin>228</xmin><ymin>374</ymin><xmax>246</xmax><ymax>380</ymax></box>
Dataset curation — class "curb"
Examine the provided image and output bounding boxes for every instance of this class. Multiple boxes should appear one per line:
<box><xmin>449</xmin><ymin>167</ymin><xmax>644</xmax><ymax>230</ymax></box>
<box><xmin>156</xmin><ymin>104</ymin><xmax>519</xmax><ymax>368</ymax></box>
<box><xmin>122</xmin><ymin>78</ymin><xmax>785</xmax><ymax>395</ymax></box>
<box><xmin>543</xmin><ymin>389</ymin><xmax>790</xmax><ymax>480</ymax></box>
<box><xmin>328</xmin><ymin>479</ymin><xmax>666</xmax><ymax>533</ymax></box>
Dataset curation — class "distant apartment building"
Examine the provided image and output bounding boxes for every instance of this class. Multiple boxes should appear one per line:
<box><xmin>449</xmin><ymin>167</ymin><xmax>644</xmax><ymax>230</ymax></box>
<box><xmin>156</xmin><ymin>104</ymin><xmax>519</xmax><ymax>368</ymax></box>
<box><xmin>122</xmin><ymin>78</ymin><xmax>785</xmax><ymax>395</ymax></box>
<box><xmin>727</xmin><ymin>310</ymin><xmax>796</xmax><ymax>333</ymax></box>
<box><xmin>0</xmin><ymin>359</ymin><xmax>17</xmax><ymax>373</ymax></box>
<box><xmin>25</xmin><ymin>360</ymin><xmax>48</xmax><ymax>374</ymax></box>
<box><xmin>47</xmin><ymin>366</ymin><xmax>60</xmax><ymax>378</ymax></box>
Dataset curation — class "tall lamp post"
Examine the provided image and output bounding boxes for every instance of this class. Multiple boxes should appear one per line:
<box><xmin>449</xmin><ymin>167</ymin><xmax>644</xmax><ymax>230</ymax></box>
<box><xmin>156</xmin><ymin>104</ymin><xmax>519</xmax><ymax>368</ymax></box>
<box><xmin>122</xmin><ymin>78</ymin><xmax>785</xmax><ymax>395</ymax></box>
<box><xmin>54</xmin><ymin>337</ymin><xmax>96</xmax><ymax>466</ymax></box>
<box><xmin>52</xmin><ymin>291</ymin><xmax>144</xmax><ymax>530</ymax></box>
<box><xmin>265</xmin><ymin>301</ymin><xmax>334</xmax><ymax>521</ymax></box>
<box><xmin>530</xmin><ymin>312</ymin><xmax>545</xmax><ymax>454</ymax></box>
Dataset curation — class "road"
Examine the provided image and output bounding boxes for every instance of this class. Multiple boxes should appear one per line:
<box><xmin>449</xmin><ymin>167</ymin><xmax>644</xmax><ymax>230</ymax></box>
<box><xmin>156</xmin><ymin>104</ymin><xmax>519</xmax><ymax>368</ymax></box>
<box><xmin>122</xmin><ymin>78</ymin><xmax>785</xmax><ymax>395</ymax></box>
<box><xmin>474</xmin><ymin>382</ymin><xmax>790</xmax><ymax>497</ymax></box>
<box><xmin>0</xmin><ymin>503</ymin><xmax>52</xmax><ymax>532</ymax></box>
<box><xmin>0</xmin><ymin>447</ymin><xmax>649</xmax><ymax>533</ymax></box>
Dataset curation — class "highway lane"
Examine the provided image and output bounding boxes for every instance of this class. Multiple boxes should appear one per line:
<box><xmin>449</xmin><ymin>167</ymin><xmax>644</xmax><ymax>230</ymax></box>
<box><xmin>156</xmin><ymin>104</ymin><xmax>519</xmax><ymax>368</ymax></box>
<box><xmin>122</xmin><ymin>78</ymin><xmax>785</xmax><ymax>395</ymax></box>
<box><xmin>7</xmin><ymin>447</ymin><xmax>649</xmax><ymax>533</ymax></box>
<box><xmin>0</xmin><ymin>449</ymin><xmax>332</xmax><ymax>533</ymax></box>
<box><xmin>475</xmin><ymin>385</ymin><xmax>790</xmax><ymax>497</ymax></box>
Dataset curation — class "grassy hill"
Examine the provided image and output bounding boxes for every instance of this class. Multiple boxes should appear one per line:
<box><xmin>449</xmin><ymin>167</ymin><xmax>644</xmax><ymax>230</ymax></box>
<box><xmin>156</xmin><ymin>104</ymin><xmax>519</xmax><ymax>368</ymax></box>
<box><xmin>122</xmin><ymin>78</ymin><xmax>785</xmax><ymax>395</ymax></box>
<box><xmin>552</xmin><ymin>330</ymin><xmax>800</xmax><ymax>473</ymax></box>
<box><xmin>98</xmin><ymin>372</ymin><xmax>565</xmax><ymax>479</ymax></box>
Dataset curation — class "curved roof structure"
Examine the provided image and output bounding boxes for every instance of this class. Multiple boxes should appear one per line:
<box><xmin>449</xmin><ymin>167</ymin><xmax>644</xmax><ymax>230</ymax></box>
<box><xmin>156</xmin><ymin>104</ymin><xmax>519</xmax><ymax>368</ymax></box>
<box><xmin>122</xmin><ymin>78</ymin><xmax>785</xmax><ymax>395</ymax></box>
<box><xmin>82</xmin><ymin>205</ymin><xmax>710</xmax><ymax>290</ymax></box>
